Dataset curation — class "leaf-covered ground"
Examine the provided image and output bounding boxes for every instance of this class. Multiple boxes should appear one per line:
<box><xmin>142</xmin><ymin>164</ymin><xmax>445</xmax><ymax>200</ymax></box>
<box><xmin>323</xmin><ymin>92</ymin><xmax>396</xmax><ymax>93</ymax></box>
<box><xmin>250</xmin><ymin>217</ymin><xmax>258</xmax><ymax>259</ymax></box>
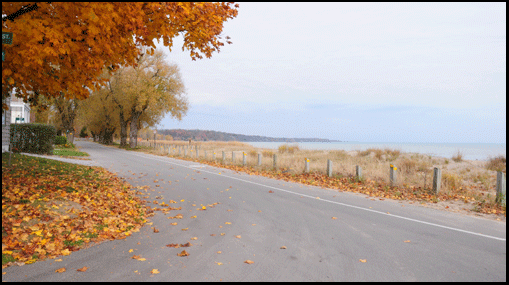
<box><xmin>121</xmin><ymin>145</ymin><xmax>506</xmax><ymax>217</ymax></box>
<box><xmin>1</xmin><ymin>153</ymin><xmax>151</xmax><ymax>268</ymax></box>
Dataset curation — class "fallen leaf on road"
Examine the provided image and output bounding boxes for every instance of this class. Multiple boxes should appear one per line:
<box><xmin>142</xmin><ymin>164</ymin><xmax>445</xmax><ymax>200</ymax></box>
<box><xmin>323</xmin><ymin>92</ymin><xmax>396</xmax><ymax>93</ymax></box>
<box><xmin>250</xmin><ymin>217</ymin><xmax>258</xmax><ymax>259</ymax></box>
<box><xmin>316</xmin><ymin>197</ymin><xmax>320</xmax><ymax>199</ymax></box>
<box><xmin>252</xmin><ymin>224</ymin><xmax>256</xmax><ymax>226</ymax></box>
<box><xmin>190</xmin><ymin>237</ymin><xmax>197</xmax><ymax>240</ymax></box>
<box><xmin>61</xmin><ymin>249</ymin><xmax>71</xmax><ymax>256</ymax></box>
<box><xmin>404</xmin><ymin>240</ymin><xmax>411</xmax><ymax>243</ymax></box>
<box><xmin>225</xmin><ymin>222</ymin><xmax>231</xmax><ymax>225</ymax></box>
<box><xmin>166</xmin><ymin>244</ymin><xmax>180</xmax><ymax>248</ymax></box>
<box><xmin>171</xmin><ymin>222</ymin><xmax>178</xmax><ymax>225</ymax></box>
<box><xmin>359</xmin><ymin>259</ymin><xmax>367</xmax><ymax>263</ymax></box>
<box><xmin>191</xmin><ymin>216</ymin><xmax>197</xmax><ymax>219</ymax></box>
<box><xmin>210</xmin><ymin>234</ymin><xmax>216</xmax><ymax>236</ymax></box>
<box><xmin>227</xmin><ymin>209</ymin><xmax>233</xmax><ymax>212</ymax></box>
<box><xmin>217</xmin><ymin>251</ymin><xmax>222</xmax><ymax>254</ymax></box>
<box><xmin>331</xmin><ymin>217</ymin><xmax>337</xmax><ymax>220</ymax></box>
<box><xmin>244</xmin><ymin>260</ymin><xmax>254</xmax><ymax>264</ymax></box>
<box><xmin>151</xmin><ymin>269</ymin><xmax>160</xmax><ymax>274</ymax></box>
<box><xmin>181</xmin><ymin>199</ymin><xmax>185</xmax><ymax>202</ymax></box>
<box><xmin>55</xmin><ymin>267</ymin><xmax>66</xmax><ymax>273</ymax></box>
<box><xmin>268</xmin><ymin>190</ymin><xmax>274</xmax><ymax>193</ymax></box>
<box><xmin>182</xmin><ymin>228</ymin><xmax>188</xmax><ymax>231</ymax></box>
<box><xmin>258</xmin><ymin>210</ymin><xmax>261</xmax><ymax>212</ymax></box>
<box><xmin>280</xmin><ymin>246</ymin><xmax>287</xmax><ymax>249</ymax></box>
<box><xmin>220</xmin><ymin>233</ymin><xmax>225</xmax><ymax>236</ymax></box>
<box><xmin>235</xmin><ymin>235</ymin><xmax>241</xmax><ymax>239</ymax></box>
<box><xmin>153</xmin><ymin>228</ymin><xmax>159</xmax><ymax>233</ymax></box>
<box><xmin>54</xmin><ymin>259</ymin><xmax>63</xmax><ymax>262</ymax></box>
<box><xmin>215</xmin><ymin>262</ymin><xmax>223</xmax><ymax>265</ymax></box>
<box><xmin>77</xmin><ymin>266</ymin><xmax>88</xmax><ymax>272</ymax></box>
<box><xmin>177</xmin><ymin>250</ymin><xmax>189</xmax><ymax>257</ymax></box>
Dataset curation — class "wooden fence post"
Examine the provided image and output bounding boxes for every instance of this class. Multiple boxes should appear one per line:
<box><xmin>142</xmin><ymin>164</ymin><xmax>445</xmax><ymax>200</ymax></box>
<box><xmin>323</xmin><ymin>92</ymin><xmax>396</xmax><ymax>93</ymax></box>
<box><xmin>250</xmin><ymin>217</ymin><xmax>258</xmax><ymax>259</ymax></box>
<box><xmin>327</xmin><ymin>159</ymin><xmax>332</xmax><ymax>177</ymax></box>
<box><xmin>432</xmin><ymin>167</ymin><xmax>441</xmax><ymax>194</ymax></box>
<box><xmin>496</xmin><ymin>171</ymin><xmax>506</xmax><ymax>205</ymax></box>
<box><xmin>222</xmin><ymin>151</ymin><xmax>225</xmax><ymax>163</ymax></box>
<box><xmin>258</xmin><ymin>154</ymin><xmax>262</xmax><ymax>166</ymax></box>
<box><xmin>273</xmin><ymin>154</ymin><xmax>277</xmax><ymax>170</ymax></box>
<box><xmin>232</xmin><ymin>151</ymin><xmax>235</xmax><ymax>164</ymax></box>
<box><xmin>213</xmin><ymin>152</ymin><xmax>216</xmax><ymax>160</ymax></box>
<box><xmin>243</xmin><ymin>152</ymin><xmax>246</xmax><ymax>166</ymax></box>
<box><xmin>356</xmin><ymin>165</ymin><xmax>362</xmax><ymax>180</ymax></box>
<box><xmin>305</xmin><ymin>158</ymin><xmax>309</xmax><ymax>173</ymax></box>
<box><xmin>390</xmin><ymin>165</ymin><xmax>397</xmax><ymax>187</ymax></box>
<box><xmin>204</xmin><ymin>150</ymin><xmax>207</xmax><ymax>159</ymax></box>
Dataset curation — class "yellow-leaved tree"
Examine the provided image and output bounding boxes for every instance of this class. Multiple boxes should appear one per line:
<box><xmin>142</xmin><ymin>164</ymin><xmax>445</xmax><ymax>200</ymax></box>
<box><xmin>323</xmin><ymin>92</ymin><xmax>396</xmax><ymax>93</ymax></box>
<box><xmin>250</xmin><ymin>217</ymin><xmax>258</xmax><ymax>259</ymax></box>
<box><xmin>101</xmin><ymin>49</ymin><xmax>188</xmax><ymax>147</ymax></box>
<box><xmin>2</xmin><ymin>2</ymin><xmax>239</xmax><ymax>109</ymax></box>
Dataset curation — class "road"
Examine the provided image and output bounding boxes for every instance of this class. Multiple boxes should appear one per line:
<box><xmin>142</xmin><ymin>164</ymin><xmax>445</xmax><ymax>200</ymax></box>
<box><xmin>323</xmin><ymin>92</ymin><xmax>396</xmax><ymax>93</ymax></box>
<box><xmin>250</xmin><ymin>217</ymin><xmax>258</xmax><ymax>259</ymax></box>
<box><xmin>2</xmin><ymin>141</ymin><xmax>506</xmax><ymax>281</ymax></box>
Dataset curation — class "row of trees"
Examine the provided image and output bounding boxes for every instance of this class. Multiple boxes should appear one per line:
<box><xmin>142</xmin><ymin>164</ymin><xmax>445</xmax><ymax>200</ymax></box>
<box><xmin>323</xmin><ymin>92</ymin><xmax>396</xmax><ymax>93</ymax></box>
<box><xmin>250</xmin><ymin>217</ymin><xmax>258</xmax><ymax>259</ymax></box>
<box><xmin>79</xmin><ymin>49</ymin><xmax>188</xmax><ymax>147</ymax></box>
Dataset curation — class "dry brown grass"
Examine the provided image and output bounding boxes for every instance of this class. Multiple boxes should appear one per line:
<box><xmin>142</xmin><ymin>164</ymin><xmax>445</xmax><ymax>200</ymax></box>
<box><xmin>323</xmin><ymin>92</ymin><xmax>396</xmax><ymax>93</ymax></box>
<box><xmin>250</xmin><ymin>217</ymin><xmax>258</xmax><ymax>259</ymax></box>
<box><xmin>486</xmin><ymin>155</ymin><xmax>506</xmax><ymax>173</ymax></box>
<box><xmin>116</xmin><ymin>139</ymin><xmax>505</xmax><ymax>213</ymax></box>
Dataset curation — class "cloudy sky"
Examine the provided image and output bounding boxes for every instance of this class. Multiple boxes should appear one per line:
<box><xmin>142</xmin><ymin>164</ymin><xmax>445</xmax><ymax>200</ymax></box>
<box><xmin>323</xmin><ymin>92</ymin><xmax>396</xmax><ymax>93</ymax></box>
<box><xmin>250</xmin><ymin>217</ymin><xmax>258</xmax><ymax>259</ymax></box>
<box><xmin>156</xmin><ymin>2</ymin><xmax>506</xmax><ymax>143</ymax></box>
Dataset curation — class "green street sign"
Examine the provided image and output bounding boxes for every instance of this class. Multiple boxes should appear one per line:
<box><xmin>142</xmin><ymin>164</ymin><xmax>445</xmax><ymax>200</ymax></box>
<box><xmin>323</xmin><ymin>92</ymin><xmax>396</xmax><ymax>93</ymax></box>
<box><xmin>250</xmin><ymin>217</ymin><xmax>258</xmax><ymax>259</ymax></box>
<box><xmin>2</xmin><ymin>32</ymin><xmax>13</xmax><ymax>44</ymax></box>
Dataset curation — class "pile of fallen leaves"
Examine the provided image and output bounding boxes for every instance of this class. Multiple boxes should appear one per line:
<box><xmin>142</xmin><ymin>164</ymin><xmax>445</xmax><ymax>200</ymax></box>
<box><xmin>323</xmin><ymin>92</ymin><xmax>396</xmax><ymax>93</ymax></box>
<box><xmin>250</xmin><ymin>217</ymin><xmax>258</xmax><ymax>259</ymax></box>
<box><xmin>2</xmin><ymin>154</ymin><xmax>150</xmax><ymax>268</ymax></box>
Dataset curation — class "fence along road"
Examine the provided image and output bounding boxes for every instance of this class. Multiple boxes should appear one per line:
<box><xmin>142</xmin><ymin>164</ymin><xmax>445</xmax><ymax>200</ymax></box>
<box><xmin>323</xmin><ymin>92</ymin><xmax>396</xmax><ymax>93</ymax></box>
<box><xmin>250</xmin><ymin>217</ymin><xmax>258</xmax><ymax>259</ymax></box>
<box><xmin>3</xmin><ymin>140</ymin><xmax>506</xmax><ymax>282</ymax></box>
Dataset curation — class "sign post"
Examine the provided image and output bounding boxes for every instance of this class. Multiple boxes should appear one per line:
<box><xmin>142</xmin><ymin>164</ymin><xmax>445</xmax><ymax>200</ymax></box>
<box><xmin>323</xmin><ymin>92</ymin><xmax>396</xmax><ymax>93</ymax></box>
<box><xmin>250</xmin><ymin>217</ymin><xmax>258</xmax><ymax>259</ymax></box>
<box><xmin>3</xmin><ymin>32</ymin><xmax>13</xmax><ymax>62</ymax></box>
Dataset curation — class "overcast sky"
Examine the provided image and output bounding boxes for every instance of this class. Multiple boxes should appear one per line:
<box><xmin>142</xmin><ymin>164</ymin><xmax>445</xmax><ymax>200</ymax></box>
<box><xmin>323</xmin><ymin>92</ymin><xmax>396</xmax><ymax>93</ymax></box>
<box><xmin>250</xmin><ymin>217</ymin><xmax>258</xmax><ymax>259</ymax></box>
<box><xmin>156</xmin><ymin>2</ymin><xmax>506</xmax><ymax>143</ymax></box>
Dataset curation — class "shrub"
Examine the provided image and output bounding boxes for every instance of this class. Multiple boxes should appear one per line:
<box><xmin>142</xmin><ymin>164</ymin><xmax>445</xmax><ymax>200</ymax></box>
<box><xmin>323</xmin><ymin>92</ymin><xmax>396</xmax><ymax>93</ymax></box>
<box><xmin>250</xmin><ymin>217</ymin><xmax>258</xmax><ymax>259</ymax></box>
<box><xmin>10</xmin><ymin>123</ymin><xmax>56</xmax><ymax>155</ymax></box>
<box><xmin>452</xmin><ymin>150</ymin><xmax>463</xmax><ymax>162</ymax></box>
<box><xmin>249</xmin><ymin>150</ymin><xmax>258</xmax><ymax>158</ymax></box>
<box><xmin>55</xmin><ymin>136</ymin><xmax>68</xmax><ymax>145</ymax></box>
<box><xmin>278</xmin><ymin>144</ymin><xmax>288</xmax><ymax>154</ymax></box>
<box><xmin>262</xmin><ymin>150</ymin><xmax>274</xmax><ymax>157</ymax></box>
<box><xmin>486</xmin><ymin>156</ymin><xmax>506</xmax><ymax>173</ymax></box>
<box><xmin>79</xmin><ymin>126</ymin><xmax>88</xmax><ymax>138</ymax></box>
<box><xmin>287</xmin><ymin>144</ymin><xmax>300</xmax><ymax>154</ymax></box>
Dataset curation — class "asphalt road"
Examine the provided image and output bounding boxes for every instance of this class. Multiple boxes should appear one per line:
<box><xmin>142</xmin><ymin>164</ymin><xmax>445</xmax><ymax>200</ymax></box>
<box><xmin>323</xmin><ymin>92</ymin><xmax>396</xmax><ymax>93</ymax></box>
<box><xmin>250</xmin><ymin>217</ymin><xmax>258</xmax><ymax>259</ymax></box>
<box><xmin>2</xmin><ymin>141</ymin><xmax>506</xmax><ymax>281</ymax></box>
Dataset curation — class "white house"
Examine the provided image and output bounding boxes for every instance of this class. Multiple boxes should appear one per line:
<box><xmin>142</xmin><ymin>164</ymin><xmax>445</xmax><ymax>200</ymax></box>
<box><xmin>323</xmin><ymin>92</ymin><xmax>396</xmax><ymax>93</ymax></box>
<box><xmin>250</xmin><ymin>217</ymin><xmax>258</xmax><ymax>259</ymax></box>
<box><xmin>10</xmin><ymin>93</ymin><xmax>31</xmax><ymax>124</ymax></box>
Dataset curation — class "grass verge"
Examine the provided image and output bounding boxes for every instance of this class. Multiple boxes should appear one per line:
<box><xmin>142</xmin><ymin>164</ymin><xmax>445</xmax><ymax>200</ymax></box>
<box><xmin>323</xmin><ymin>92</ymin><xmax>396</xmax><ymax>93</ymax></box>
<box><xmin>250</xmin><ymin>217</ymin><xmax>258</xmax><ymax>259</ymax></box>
<box><xmin>1</xmin><ymin>152</ymin><xmax>151</xmax><ymax>268</ymax></box>
<box><xmin>113</xmin><ymin>140</ymin><xmax>505</xmax><ymax>217</ymax></box>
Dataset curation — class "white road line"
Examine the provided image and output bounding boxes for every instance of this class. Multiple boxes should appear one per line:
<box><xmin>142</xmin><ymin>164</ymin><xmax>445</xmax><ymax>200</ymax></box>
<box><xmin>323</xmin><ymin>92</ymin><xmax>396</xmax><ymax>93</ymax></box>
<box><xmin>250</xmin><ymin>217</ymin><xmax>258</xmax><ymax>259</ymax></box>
<box><xmin>100</xmin><ymin>145</ymin><xmax>507</xmax><ymax>242</ymax></box>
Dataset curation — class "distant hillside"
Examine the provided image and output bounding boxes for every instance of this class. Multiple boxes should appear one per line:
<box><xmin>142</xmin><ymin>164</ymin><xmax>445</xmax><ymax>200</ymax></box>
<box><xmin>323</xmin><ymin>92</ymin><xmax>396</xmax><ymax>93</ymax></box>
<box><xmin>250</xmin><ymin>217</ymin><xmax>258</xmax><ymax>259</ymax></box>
<box><xmin>159</xmin><ymin>129</ymin><xmax>340</xmax><ymax>142</ymax></box>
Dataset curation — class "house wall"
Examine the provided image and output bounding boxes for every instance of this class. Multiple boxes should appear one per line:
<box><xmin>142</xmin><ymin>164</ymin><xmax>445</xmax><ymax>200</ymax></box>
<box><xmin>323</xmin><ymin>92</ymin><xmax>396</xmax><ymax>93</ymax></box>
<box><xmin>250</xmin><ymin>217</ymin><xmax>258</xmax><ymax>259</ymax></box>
<box><xmin>2</xmin><ymin>96</ymin><xmax>12</xmax><ymax>152</ymax></box>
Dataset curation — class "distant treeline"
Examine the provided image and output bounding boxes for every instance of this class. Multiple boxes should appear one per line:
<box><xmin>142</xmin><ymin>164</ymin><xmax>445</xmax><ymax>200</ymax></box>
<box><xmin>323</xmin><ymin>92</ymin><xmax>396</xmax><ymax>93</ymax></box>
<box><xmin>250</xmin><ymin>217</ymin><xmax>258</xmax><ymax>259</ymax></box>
<box><xmin>158</xmin><ymin>129</ymin><xmax>339</xmax><ymax>142</ymax></box>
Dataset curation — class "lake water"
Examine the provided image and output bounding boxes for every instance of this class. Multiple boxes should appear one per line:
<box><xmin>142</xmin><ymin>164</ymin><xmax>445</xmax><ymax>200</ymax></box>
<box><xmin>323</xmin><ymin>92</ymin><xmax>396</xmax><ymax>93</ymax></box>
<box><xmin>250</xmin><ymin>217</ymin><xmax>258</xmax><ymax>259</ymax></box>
<box><xmin>245</xmin><ymin>142</ymin><xmax>506</xmax><ymax>161</ymax></box>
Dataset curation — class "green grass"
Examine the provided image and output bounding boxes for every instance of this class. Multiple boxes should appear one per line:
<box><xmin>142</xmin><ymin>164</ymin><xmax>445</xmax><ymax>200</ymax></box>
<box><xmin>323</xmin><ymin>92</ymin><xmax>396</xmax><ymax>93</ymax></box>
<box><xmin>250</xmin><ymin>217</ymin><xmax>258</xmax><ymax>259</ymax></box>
<box><xmin>2</xmin><ymin>152</ymin><xmax>100</xmax><ymax>181</ymax></box>
<box><xmin>53</xmin><ymin>147</ymin><xmax>89</xmax><ymax>157</ymax></box>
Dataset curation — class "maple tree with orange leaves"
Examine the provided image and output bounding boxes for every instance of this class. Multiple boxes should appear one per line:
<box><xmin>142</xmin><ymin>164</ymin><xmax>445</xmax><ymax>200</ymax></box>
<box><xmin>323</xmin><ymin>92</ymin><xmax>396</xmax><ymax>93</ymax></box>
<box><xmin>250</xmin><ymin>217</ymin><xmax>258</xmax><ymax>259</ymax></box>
<box><xmin>2</xmin><ymin>2</ymin><xmax>239</xmax><ymax>110</ymax></box>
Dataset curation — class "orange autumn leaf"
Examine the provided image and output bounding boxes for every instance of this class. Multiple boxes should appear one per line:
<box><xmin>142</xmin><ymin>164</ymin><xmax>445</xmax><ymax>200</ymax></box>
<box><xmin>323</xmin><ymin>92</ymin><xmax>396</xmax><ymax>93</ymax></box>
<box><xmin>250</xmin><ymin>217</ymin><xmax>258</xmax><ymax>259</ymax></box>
<box><xmin>177</xmin><ymin>250</ymin><xmax>189</xmax><ymax>257</ymax></box>
<box><xmin>151</xmin><ymin>269</ymin><xmax>160</xmax><ymax>274</ymax></box>
<box><xmin>244</xmin><ymin>260</ymin><xmax>254</xmax><ymax>264</ymax></box>
<box><xmin>359</xmin><ymin>259</ymin><xmax>367</xmax><ymax>263</ymax></box>
<box><xmin>77</xmin><ymin>266</ymin><xmax>88</xmax><ymax>272</ymax></box>
<box><xmin>55</xmin><ymin>268</ymin><xmax>66</xmax><ymax>273</ymax></box>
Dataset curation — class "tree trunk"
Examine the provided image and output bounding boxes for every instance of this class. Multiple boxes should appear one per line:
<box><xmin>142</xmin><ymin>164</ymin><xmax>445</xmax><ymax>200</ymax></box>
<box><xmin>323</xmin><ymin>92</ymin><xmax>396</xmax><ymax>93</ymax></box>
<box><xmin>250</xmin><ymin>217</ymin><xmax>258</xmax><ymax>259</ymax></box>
<box><xmin>119</xmin><ymin>110</ymin><xmax>128</xmax><ymax>147</ymax></box>
<box><xmin>129</xmin><ymin>112</ymin><xmax>141</xmax><ymax>148</ymax></box>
